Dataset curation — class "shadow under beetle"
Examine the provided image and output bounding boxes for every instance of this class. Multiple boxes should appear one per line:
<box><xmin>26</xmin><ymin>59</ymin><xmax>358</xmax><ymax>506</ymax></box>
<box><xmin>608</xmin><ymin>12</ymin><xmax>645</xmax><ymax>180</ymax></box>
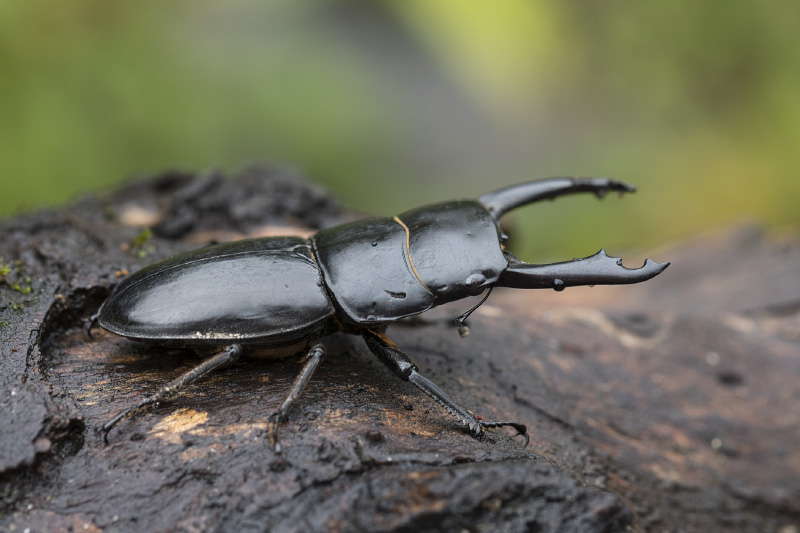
<box><xmin>93</xmin><ymin>177</ymin><xmax>669</xmax><ymax>452</ymax></box>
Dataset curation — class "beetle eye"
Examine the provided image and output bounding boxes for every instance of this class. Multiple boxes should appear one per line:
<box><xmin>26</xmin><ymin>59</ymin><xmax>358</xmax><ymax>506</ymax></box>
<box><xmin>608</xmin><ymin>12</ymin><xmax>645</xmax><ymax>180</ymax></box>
<box><xmin>465</xmin><ymin>273</ymin><xmax>487</xmax><ymax>294</ymax></box>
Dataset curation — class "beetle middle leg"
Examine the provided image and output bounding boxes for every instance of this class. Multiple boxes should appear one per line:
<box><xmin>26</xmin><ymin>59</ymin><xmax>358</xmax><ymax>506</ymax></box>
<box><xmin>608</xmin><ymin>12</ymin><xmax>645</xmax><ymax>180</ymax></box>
<box><xmin>268</xmin><ymin>343</ymin><xmax>326</xmax><ymax>453</ymax></box>
<box><xmin>361</xmin><ymin>330</ymin><xmax>528</xmax><ymax>446</ymax></box>
<box><xmin>102</xmin><ymin>343</ymin><xmax>243</xmax><ymax>443</ymax></box>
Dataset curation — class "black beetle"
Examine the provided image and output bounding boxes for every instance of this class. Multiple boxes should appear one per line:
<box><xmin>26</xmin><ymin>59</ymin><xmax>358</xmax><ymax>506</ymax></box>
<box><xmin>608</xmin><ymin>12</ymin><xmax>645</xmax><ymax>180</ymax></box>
<box><xmin>93</xmin><ymin>178</ymin><xmax>668</xmax><ymax>451</ymax></box>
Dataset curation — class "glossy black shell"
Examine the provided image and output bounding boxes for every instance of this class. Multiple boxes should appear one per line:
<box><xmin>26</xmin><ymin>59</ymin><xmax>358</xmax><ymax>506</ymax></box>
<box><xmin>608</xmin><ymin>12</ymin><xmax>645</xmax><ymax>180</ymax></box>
<box><xmin>100</xmin><ymin>199</ymin><xmax>511</xmax><ymax>341</ymax></box>
<box><xmin>312</xmin><ymin>217</ymin><xmax>435</xmax><ymax>325</ymax></box>
<box><xmin>96</xmin><ymin>178</ymin><xmax>668</xmax><ymax>354</ymax></box>
<box><xmin>98</xmin><ymin>237</ymin><xmax>335</xmax><ymax>347</ymax></box>
<box><xmin>311</xmin><ymin>200</ymin><xmax>506</xmax><ymax>324</ymax></box>
<box><xmin>401</xmin><ymin>200</ymin><xmax>506</xmax><ymax>305</ymax></box>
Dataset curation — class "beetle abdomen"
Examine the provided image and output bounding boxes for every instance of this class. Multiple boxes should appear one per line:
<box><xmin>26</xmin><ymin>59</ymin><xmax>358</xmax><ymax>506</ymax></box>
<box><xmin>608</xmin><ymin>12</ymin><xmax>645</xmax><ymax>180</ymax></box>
<box><xmin>98</xmin><ymin>237</ymin><xmax>335</xmax><ymax>346</ymax></box>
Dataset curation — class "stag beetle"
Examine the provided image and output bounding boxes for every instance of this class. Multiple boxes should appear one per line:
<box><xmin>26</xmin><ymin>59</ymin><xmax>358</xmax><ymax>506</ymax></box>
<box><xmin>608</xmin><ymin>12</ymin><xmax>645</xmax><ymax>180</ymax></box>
<box><xmin>93</xmin><ymin>178</ymin><xmax>668</xmax><ymax>452</ymax></box>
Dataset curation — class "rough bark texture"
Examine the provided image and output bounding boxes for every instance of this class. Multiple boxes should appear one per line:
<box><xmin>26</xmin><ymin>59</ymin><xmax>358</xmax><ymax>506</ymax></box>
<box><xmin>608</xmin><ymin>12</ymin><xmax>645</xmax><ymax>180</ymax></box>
<box><xmin>1</xmin><ymin>166</ymin><xmax>798</xmax><ymax>532</ymax></box>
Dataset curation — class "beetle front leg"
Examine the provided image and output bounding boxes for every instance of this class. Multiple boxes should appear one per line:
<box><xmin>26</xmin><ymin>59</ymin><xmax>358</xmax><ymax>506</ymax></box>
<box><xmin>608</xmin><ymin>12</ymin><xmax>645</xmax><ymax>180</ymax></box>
<box><xmin>362</xmin><ymin>330</ymin><xmax>528</xmax><ymax>446</ymax></box>
<box><xmin>102</xmin><ymin>343</ymin><xmax>243</xmax><ymax>443</ymax></box>
<box><xmin>268</xmin><ymin>343</ymin><xmax>326</xmax><ymax>454</ymax></box>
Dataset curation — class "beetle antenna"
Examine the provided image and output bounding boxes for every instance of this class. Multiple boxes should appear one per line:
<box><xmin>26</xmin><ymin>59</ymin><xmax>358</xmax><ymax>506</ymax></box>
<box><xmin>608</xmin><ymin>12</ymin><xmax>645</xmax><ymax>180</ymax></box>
<box><xmin>454</xmin><ymin>285</ymin><xmax>494</xmax><ymax>337</ymax></box>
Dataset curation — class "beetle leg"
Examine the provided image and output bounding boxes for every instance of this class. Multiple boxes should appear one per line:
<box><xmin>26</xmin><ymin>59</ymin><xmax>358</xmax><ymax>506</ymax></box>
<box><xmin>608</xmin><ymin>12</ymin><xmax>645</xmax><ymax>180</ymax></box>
<box><xmin>362</xmin><ymin>330</ymin><xmax>528</xmax><ymax>446</ymax></box>
<box><xmin>101</xmin><ymin>343</ymin><xmax>243</xmax><ymax>444</ymax></box>
<box><xmin>268</xmin><ymin>343</ymin><xmax>326</xmax><ymax>454</ymax></box>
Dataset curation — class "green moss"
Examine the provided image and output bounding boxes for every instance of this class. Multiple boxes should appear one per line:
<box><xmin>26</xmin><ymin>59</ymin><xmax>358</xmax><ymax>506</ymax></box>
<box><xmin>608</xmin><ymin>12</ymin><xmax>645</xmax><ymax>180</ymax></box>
<box><xmin>0</xmin><ymin>258</ymin><xmax>33</xmax><ymax>296</ymax></box>
<box><xmin>129</xmin><ymin>227</ymin><xmax>155</xmax><ymax>258</ymax></box>
<box><xmin>131</xmin><ymin>227</ymin><xmax>152</xmax><ymax>248</ymax></box>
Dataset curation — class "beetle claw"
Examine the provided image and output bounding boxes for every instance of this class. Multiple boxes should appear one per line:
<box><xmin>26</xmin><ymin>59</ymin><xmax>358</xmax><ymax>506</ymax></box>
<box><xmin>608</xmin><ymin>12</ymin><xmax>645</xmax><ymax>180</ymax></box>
<box><xmin>479</xmin><ymin>177</ymin><xmax>637</xmax><ymax>219</ymax></box>
<box><xmin>499</xmin><ymin>249</ymin><xmax>669</xmax><ymax>290</ymax></box>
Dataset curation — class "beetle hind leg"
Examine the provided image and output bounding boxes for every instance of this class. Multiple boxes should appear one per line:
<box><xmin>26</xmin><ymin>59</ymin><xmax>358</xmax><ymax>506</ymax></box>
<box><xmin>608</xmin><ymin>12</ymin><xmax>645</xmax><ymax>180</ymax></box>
<box><xmin>268</xmin><ymin>343</ymin><xmax>326</xmax><ymax>454</ymax></box>
<box><xmin>101</xmin><ymin>343</ymin><xmax>243</xmax><ymax>444</ymax></box>
<box><xmin>362</xmin><ymin>330</ymin><xmax>529</xmax><ymax>446</ymax></box>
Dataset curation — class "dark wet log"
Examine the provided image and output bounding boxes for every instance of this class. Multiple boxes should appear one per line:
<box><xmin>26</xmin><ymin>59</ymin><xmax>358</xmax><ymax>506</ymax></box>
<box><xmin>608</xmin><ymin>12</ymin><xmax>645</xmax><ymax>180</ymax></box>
<box><xmin>1</xmin><ymin>166</ymin><xmax>798</xmax><ymax>532</ymax></box>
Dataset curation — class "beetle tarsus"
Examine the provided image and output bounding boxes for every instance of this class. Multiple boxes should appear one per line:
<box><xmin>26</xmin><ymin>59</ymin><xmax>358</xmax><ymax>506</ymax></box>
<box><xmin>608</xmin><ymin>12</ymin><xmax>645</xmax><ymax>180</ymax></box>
<box><xmin>101</xmin><ymin>343</ymin><xmax>243</xmax><ymax>443</ymax></box>
<box><xmin>479</xmin><ymin>420</ymin><xmax>530</xmax><ymax>447</ymax></box>
<box><xmin>268</xmin><ymin>414</ymin><xmax>282</xmax><ymax>454</ymax></box>
<box><xmin>268</xmin><ymin>344</ymin><xmax>326</xmax><ymax>453</ymax></box>
<box><xmin>407</xmin><ymin>370</ymin><xmax>484</xmax><ymax>436</ymax></box>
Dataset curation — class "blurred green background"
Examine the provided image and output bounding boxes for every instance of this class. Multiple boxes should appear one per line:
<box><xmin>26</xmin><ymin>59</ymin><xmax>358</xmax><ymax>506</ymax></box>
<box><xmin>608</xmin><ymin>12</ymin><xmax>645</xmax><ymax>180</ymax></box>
<box><xmin>2</xmin><ymin>1</ymin><xmax>798</xmax><ymax>260</ymax></box>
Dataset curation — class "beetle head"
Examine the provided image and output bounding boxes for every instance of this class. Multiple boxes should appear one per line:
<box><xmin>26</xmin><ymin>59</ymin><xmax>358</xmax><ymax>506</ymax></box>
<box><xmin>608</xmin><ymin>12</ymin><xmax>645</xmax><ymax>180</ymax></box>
<box><xmin>396</xmin><ymin>200</ymin><xmax>506</xmax><ymax>306</ymax></box>
<box><xmin>478</xmin><ymin>178</ymin><xmax>669</xmax><ymax>290</ymax></box>
<box><xmin>397</xmin><ymin>178</ymin><xmax>668</xmax><ymax>307</ymax></box>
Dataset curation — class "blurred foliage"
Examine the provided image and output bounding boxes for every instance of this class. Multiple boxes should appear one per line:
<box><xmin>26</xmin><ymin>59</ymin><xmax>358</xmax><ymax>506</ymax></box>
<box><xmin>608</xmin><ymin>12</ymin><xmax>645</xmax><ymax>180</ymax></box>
<box><xmin>1</xmin><ymin>1</ymin><xmax>798</xmax><ymax>260</ymax></box>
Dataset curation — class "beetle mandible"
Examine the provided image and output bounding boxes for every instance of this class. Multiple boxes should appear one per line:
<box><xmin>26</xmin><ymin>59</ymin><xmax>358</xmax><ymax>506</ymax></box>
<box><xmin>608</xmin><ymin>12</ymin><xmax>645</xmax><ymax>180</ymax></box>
<box><xmin>93</xmin><ymin>177</ymin><xmax>669</xmax><ymax>452</ymax></box>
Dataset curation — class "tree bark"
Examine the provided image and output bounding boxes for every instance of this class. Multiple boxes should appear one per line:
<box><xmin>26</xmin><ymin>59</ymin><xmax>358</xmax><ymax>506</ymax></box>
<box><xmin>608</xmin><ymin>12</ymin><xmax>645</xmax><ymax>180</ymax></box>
<box><xmin>1</xmin><ymin>166</ymin><xmax>798</xmax><ymax>532</ymax></box>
